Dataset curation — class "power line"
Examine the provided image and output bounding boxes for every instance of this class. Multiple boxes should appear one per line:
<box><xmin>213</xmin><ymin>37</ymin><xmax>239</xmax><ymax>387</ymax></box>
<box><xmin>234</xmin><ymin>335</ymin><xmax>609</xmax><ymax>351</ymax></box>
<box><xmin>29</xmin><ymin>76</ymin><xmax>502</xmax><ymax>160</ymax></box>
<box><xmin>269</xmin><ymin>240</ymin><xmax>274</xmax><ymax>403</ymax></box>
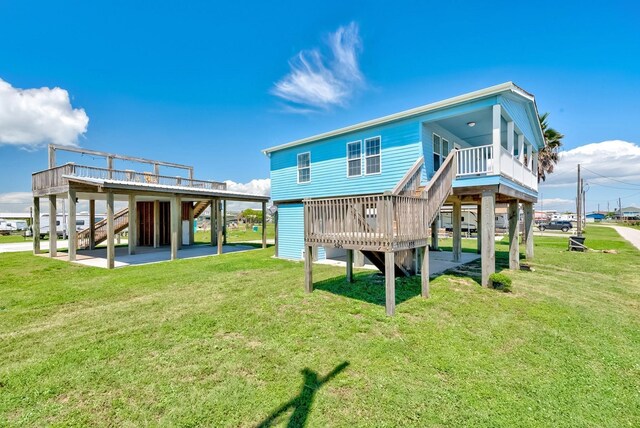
<box><xmin>581</xmin><ymin>166</ymin><xmax>640</xmax><ymax>187</ymax></box>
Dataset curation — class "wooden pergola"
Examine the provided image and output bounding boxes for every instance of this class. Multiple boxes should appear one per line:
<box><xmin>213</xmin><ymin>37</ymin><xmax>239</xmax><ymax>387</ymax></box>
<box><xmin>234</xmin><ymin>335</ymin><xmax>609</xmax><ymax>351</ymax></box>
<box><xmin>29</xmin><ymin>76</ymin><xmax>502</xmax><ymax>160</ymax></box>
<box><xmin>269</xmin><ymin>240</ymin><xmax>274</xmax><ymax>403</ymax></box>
<box><xmin>32</xmin><ymin>145</ymin><xmax>269</xmax><ymax>268</ymax></box>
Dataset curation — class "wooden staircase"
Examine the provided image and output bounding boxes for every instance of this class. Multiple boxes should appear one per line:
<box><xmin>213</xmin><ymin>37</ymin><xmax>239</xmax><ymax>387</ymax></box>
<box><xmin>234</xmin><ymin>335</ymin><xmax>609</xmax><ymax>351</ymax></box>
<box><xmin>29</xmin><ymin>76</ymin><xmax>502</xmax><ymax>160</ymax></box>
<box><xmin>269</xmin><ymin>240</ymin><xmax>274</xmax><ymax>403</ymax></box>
<box><xmin>77</xmin><ymin>207</ymin><xmax>130</xmax><ymax>249</ymax></box>
<box><xmin>76</xmin><ymin>200</ymin><xmax>211</xmax><ymax>250</ymax></box>
<box><xmin>360</xmin><ymin>151</ymin><xmax>456</xmax><ymax>276</ymax></box>
<box><xmin>193</xmin><ymin>200</ymin><xmax>211</xmax><ymax>218</ymax></box>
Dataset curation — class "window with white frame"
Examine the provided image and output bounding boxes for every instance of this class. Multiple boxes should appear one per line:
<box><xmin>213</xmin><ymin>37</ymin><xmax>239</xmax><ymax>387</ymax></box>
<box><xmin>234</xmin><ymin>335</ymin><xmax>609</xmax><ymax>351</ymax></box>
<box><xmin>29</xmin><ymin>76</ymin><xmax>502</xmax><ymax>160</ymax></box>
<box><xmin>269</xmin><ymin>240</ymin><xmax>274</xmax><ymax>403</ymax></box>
<box><xmin>432</xmin><ymin>133</ymin><xmax>450</xmax><ymax>172</ymax></box>
<box><xmin>347</xmin><ymin>141</ymin><xmax>362</xmax><ymax>177</ymax></box>
<box><xmin>365</xmin><ymin>137</ymin><xmax>381</xmax><ymax>174</ymax></box>
<box><xmin>297</xmin><ymin>152</ymin><xmax>310</xmax><ymax>183</ymax></box>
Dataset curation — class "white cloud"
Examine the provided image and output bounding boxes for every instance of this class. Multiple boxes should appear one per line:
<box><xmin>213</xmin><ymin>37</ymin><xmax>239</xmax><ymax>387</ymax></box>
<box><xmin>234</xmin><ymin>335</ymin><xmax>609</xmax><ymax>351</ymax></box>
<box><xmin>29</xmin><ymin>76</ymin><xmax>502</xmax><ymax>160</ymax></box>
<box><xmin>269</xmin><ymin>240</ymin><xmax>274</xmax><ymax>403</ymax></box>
<box><xmin>0</xmin><ymin>78</ymin><xmax>89</xmax><ymax>148</ymax></box>
<box><xmin>223</xmin><ymin>178</ymin><xmax>271</xmax><ymax>212</ymax></box>
<box><xmin>225</xmin><ymin>178</ymin><xmax>270</xmax><ymax>197</ymax></box>
<box><xmin>0</xmin><ymin>192</ymin><xmax>33</xmax><ymax>213</ymax></box>
<box><xmin>539</xmin><ymin>140</ymin><xmax>640</xmax><ymax>212</ymax></box>
<box><xmin>541</xmin><ymin>140</ymin><xmax>640</xmax><ymax>188</ymax></box>
<box><xmin>272</xmin><ymin>22</ymin><xmax>364</xmax><ymax>111</ymax></box>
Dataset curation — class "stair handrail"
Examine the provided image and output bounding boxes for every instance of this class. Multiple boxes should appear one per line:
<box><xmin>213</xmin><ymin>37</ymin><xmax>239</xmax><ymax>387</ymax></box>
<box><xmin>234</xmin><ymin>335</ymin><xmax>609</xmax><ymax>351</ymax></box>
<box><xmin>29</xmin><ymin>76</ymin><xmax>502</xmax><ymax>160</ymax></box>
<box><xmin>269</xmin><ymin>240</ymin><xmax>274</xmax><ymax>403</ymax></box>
<box><xmin>419</xmin><ymin>149</ymin><xmax>457</xmax><ymax>225</ymax></box>
<box><xmin>391</xmin><ymin>156</ymin><xmax>424</xmax><ymax>195</ymax></box>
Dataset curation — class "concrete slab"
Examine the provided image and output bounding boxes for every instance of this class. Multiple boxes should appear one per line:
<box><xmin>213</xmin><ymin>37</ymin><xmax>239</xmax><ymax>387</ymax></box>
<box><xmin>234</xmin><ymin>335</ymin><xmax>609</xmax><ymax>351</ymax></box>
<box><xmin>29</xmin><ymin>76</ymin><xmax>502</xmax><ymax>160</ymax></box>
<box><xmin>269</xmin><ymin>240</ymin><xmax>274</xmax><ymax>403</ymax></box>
<box><xmin>316</xmin><ymin>250</ymin><xmax>480</xmax><ymax>276</ymax></box>
<box><xmin>36</xmin><ymin>244</ymin><xmax>256</xmax><ymax>268</ymax></box>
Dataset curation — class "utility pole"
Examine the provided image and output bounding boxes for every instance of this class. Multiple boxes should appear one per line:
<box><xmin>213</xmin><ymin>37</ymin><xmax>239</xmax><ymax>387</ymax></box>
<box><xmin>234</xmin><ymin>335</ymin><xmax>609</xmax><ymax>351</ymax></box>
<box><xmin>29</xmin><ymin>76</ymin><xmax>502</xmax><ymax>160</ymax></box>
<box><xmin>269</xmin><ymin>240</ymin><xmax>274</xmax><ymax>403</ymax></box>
<box><xmin>582</xmin><ymin>178</ymin><xmax>586</xmax><ymax>223</ymax></box>
<box><xmin>619</xmin><ymin>197</ymin><xmax>622</xmax><ymax>221</ymax></box>
<box><xmin>576</xmin><ymin>164</ymin><xmax>582</xmax><ymax>236</ymax></box>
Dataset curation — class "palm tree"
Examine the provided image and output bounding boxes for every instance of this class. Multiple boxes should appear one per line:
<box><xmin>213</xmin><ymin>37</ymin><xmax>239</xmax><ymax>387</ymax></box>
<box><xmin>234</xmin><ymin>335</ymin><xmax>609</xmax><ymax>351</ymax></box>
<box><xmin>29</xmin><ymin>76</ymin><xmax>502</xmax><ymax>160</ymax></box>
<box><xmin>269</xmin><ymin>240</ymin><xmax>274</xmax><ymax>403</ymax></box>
<box><xmin>537</xmin><ymin>112</ymin><xmax>564</xmax><ymax>182</ymax></box>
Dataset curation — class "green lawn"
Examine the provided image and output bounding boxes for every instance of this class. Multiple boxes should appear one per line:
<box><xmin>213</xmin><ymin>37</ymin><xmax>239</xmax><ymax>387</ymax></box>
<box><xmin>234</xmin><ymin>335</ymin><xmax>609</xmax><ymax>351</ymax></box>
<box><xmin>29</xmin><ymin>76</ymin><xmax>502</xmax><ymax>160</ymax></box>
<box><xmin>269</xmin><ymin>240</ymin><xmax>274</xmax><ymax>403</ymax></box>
<box><xmin>0</xmin><ymin>234</ymin><xmax>31</xmax><ymax>244</ymax></box>
<box><xmin>1</xmin><ymin>227</ymin><xmax>639</xmax><ymax>426</ymax></box>
<box><xmin>194</xmin><ymin>223</ymin><xmax>275</xmax><ymax>244</ymax></box>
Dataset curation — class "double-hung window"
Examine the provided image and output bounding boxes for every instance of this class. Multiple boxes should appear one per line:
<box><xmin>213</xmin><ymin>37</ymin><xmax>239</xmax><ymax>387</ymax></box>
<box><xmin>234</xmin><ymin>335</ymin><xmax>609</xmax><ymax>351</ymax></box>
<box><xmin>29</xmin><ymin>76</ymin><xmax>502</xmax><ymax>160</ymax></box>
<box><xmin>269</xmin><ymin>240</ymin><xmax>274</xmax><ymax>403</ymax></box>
<box><xmin>364</xmin><ymin>137</ymin><xmax>381</xmax><ymax>174</ymax></box>
<box><xmin>347</xmin><ymin>141</ymin><xmax>362</xmax><ymax>177</ymax></box>
<box><xmin>297</xmin><ymin>152</ymin><xmax>310</xmax><ymax>183</ymax></box>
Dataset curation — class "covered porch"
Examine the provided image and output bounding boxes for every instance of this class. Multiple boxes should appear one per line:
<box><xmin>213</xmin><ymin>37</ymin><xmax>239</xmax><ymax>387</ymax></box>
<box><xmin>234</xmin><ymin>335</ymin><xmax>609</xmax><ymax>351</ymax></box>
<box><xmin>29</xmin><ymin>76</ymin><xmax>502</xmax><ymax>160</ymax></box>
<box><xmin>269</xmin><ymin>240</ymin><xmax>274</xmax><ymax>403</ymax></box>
<box><xmin>32</xmin><ymin>145</ymin><xmax>270</xmax><ymax>269</ymax></box>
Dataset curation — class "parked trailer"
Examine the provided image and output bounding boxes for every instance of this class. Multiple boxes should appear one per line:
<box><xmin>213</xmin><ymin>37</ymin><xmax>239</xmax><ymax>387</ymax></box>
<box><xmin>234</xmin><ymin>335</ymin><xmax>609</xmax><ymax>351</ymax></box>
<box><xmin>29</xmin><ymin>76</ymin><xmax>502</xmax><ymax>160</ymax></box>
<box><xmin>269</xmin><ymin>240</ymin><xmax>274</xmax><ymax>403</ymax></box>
<box><xmin>39</xmin><ymin>213</ymin><xmax>103</xmax><ymax>239</ymax></box>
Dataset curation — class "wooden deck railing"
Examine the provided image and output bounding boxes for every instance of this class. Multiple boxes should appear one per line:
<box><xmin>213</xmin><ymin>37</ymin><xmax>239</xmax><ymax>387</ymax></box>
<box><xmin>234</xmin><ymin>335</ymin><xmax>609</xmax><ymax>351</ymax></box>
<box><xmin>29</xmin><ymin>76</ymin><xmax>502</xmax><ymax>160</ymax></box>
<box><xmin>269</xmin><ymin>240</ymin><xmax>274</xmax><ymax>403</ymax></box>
<box><xmin>304</xmin><ymin>194</ymin><xmax>430</xmax><ymax>252</ymax></box>
<box><xmin>32</xmin><ymin>164</ymin><xmax>76</xmax><ymax>192</ymax></box>
<box><xmin>32</xmin><ymin>163</ymin><xmax>227</xmax><ymax>193</ymax></box>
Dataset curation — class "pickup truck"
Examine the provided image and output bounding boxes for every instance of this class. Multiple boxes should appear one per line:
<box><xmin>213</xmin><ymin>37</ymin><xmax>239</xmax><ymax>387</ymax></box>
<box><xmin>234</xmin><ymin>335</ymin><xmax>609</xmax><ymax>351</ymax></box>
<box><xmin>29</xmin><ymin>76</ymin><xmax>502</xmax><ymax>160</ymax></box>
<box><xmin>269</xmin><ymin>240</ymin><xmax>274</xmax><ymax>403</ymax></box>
<box><xmin>538</xmin><ymin>220</ymin><xmax>573</xmax><ymax>232</ymax></box>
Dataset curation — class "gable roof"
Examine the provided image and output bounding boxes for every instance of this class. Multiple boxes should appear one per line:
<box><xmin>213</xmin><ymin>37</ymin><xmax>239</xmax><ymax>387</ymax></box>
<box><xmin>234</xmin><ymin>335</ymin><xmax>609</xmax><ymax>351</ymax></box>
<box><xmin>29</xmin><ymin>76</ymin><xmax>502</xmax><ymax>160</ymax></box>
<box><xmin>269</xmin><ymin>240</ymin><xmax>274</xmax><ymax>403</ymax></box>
<box><xmin>263</xmin><ymin>82</ymin><xmax>542</xmax><ymax>154</ymax></box>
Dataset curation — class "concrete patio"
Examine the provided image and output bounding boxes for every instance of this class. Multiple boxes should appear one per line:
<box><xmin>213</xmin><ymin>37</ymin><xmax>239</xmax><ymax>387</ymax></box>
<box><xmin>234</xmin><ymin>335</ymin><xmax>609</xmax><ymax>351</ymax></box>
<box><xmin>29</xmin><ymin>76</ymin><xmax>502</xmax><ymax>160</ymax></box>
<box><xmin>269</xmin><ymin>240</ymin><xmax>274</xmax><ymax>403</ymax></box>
<box><xmin>37</xmin><ymin>244</ymin><xmax>257</xmax><ymax>268</ymax></box>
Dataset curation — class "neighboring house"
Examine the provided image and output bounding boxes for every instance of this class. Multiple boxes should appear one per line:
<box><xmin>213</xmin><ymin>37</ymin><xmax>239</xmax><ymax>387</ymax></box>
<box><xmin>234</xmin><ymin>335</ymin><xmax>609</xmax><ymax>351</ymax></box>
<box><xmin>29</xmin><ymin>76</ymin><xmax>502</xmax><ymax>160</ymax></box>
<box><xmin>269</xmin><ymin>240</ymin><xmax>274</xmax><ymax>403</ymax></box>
<box><xmin>264</xmin><ymin>82</ymin><xmax>544</xmax><ymax>314</ymax></box>
<box><xmin>616</xmin><ymin>207</ymin><xmax>640</xmax><ymax>220</ymax></box>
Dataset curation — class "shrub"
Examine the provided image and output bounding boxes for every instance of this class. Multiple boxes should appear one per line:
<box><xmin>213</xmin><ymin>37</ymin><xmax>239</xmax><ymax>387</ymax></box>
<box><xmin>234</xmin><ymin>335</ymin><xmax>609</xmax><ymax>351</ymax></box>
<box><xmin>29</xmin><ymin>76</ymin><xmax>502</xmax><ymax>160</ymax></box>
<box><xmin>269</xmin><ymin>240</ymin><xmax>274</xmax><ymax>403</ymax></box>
<box><xmin>489</xmin><ymin>273</ymin><xmax>512</xmax><ymax>292</ymax></box>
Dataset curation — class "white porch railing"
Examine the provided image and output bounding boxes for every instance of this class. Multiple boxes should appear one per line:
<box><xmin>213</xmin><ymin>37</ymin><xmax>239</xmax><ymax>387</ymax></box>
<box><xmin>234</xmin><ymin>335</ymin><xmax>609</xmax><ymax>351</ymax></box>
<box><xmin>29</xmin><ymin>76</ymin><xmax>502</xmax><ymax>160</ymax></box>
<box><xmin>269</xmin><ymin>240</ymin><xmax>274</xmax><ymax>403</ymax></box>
<box><xmin>456</xmin><ymin>145</ymin><xmax>493</xmax><ymax>176</ymax></box>
<box><xmin>455</xmin><ymin>144</ymin><xmax>538</xmax><ymax>191</ymax></box>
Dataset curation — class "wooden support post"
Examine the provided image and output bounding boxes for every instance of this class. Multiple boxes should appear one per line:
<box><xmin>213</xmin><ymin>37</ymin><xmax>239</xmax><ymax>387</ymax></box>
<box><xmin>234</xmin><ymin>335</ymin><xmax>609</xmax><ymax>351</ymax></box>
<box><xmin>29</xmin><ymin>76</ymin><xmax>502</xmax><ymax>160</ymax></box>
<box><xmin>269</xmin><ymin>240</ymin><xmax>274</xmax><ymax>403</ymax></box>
<box><xmin>421</xmin><ymin>245</ymin><xmax>430</xmax><ymax>298</ymax></box>
<box><xmin>89</xmin><ymin>199</ymin><xmax>96</xmax><ymax>250</ymax></box>
<box><xmin>353</xmin><ymin>250</ymin><xmax>364</xmax><ymax>267</ymax></box>
<box><xmin>223</xmin><ymin>200</ymin><xmax>227</xmax><ymax>245</ymax></box>
<box><xmin>176</xmin><ymin>196</ymin><xmax>182</xmax><ymax>250</ymax></box>
<box><xmin>508</xmin><ymin>200</ymin><xmax>520</xmax><ymax>270</ymax></box>
<box><xmin>68</xmin><ymin>189</ymin><xmax>77</xmax><ymax>261</ymax></box>
<box><xmin>210</xmin><ymin>199</ymin><xmax>217</xmax><ymax>246</ymax></box>
<box><xmin>385</xmin><ymin>252</ymin><xmax>396</xmax><ymax>316</ymax></box>
<box><xmin>524</xmin><ymin>202</ymin><xmax>535</xmax><ymax>259</ymax></box>
<box><xmin>452</xmin><ymin>200</ymin><xmax>462</xmax><ymax>262</ymax></box>
<box><xmin>304</xmin><ymin>245</ymin><xmax>313</xmax><ymax>293</ymax></box>
<box><xmin>33</xmin><ymin>197</ymin><xmax>40</xmax><ymax>254</ymax></box>
<box><xmin>481</xmin><ymin>190</ymin><xmax>496</xmax><ymax>287</ymax></box>
<box><xmin>170</xmin><ymin>196</ymin><xmax>179</xmax><ymax>260</ymax></box>
<box><xmin>217</xmin><ymin>199</ymin><xmax>223</xmax><ymax>255</ymax></box>
<box><xmin>107</xmin><ymin>156</ymin><xmax>114</xmax><ymax>179</ymax></box>
<box><xmin>49</xmin><ymin>195</ymin><xmax>57</xmax><ymax>257</ymax></box>
<box><xmin>153</xmin><ymin>200</ymin><xmax>160</xmax><ymax>248</ymax></box>
<box><xmin>261</xmin><ymin>201</ymin><xmax>267</xmax><ymax>249</ymax></box>
<box><xmin>48</xmin><ymin>145</ymin><xmax>56</xmax><ymax>168</ymax></box>
<box><xmin>430</xmin><ymin>214</ymin><xmax>439</xmax><ymax>250</ymax></box>
<box><xmin>188</xmin><ymin>201</ymin><xmax>194</xmax><ymax>246</ymax></box>
<box><xmin>128</xmin><ymin>195</ymin><xmax>137</xmax><ymax>255</ymax></box>
<box><xmin>106</xmin><ymin>191</ymin><xmax>115</xmax><ymax>269</ymax></box>
<box><xmin>346</xmin><ymin>249</ymin><xmax>353</xmax><ymax>283</ymax></box>
<box><xmin>476</xmin><ymin>204</ymin><xmax>482</xmax><ymax>254</ymax></box>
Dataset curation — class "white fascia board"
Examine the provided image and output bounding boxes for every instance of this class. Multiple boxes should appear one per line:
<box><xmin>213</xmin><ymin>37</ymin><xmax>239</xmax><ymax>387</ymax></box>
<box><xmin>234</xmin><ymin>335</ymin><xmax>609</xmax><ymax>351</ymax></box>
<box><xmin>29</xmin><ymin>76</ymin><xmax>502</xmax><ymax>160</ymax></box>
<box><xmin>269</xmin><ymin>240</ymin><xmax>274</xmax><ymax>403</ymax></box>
<box><xmin>263</xmin><ymin>82</ymin><xmax>529</xmax><ymax>155</ymax></box>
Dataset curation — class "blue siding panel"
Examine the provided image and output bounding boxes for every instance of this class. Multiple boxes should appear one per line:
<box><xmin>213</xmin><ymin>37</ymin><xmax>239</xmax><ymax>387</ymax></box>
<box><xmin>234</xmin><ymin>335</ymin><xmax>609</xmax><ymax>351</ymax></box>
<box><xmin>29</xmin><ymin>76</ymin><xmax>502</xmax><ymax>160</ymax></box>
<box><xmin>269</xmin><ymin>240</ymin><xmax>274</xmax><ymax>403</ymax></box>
<box><xmin>271</xmin><ymin>120</ymin><xmax>422</xmax><ymax>201</ymax></box>
<box><xmin>277</xmin><ymin>203</ymin><xmax>325</xmax><ymax>261</ymax></box>
<box><xmin>499</xmin><ymin>95</ymin><xmax>541</xmax><ymax>149</ymax></box>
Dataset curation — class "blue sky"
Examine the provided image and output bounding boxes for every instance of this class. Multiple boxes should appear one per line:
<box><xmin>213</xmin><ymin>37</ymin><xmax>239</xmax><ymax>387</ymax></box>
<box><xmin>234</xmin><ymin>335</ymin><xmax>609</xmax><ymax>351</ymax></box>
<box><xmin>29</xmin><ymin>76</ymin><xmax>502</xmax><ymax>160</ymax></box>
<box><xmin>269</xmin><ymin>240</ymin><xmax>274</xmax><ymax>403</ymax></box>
<box><xmin>1</xmin><ymin>0</ymin><xmax>639</xmax><ymax>212</ymax></box>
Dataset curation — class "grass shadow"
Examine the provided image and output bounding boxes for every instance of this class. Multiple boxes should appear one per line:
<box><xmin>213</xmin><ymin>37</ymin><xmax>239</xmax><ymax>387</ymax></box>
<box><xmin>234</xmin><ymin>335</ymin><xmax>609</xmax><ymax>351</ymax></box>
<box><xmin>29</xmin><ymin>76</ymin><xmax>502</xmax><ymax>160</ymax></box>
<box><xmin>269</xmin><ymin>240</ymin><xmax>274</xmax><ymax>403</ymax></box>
<box><xmin>255</xmin><ymin>362</ymin><xmax>349</xmax><ymax>428</ymax></box>
<box><xmin>314</xmin><ymin>272</ymin><xmax>421</xmax><ymax>307</ymax></box>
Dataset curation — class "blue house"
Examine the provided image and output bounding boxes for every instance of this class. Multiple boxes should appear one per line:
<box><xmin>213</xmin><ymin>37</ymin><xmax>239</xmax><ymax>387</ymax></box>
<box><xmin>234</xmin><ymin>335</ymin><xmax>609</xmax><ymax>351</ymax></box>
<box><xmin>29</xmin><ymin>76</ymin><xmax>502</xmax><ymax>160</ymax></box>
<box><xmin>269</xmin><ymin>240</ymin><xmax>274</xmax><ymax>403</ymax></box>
<box><xmin>264</xmin><ymin>82</ymin><xmax>544</xmax><ymax>315</ymax></box>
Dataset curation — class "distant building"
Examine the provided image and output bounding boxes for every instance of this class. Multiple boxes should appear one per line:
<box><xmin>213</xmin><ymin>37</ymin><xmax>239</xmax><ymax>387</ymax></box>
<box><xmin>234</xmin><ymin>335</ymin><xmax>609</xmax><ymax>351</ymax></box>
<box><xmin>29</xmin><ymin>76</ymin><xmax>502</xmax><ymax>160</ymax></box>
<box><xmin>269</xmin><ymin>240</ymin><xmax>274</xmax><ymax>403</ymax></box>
<box><xmin>615</xmin><ymin>207</ymin><xmax>640</xmax><ymax>220</ymax></box>
<box><xmin>585</xmin><ymin>212</ymin><xmax>606</xmax><ymax>223</ymax></box>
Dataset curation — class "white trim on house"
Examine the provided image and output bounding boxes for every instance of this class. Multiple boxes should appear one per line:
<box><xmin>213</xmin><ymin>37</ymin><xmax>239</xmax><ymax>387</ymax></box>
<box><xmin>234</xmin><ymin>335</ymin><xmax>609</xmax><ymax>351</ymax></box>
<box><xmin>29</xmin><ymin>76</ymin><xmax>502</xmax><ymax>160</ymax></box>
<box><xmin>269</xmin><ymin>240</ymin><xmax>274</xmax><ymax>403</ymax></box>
<box><xmin>297</xmin><ymin>152</ymin><xmax>311</xmax><ymax>184</ymax></box>
<box><xmin>263</xmin><ymin>82</ymin><xmax>538</xmax><ymax>154</ymax></box>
